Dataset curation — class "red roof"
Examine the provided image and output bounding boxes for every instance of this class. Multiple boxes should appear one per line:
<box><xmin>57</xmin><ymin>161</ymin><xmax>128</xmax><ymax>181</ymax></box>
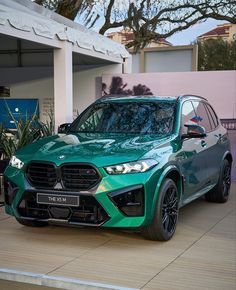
<box><xmin>122</xmin><ymin>32</ymin><xmax>134</xmax><ymax>41</ymax></box>
<box><xmin>199</xmin><ymin>25</ymin><xmax>230</xmax><ymax>38</ymax></box>
<box><xmin>107</xmin><ymin>31</ymin><xmax>172</xmax><ymax>46</ymax></box>
<box><xmin>152</xmin><ymin>38</ymin><xmax>172</xmax><ymax>46</ymax></box>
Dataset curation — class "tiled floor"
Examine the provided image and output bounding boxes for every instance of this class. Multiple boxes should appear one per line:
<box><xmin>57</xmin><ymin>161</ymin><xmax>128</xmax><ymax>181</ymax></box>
<box><xmin>0</xmin><ymin>184</ymin><xmax>235</xmax><ymax>290</ymax></box>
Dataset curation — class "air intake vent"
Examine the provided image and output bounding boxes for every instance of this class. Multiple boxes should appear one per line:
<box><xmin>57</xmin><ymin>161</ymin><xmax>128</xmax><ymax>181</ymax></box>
<box><xmin>18</xmin><ymin>192</ymin><xmax>109</xmax><ymax>225</ymax></box>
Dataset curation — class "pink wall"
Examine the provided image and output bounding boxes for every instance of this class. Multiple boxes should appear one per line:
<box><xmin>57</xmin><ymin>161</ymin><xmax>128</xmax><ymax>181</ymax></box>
<box><xmin>102</xmin><ymin>70</ymin><xmax>236</xmax><ymax>119</ymax></box>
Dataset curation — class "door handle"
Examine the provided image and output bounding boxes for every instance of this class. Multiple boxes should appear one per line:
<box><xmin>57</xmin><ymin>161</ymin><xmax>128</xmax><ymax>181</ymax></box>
<box><xmin>214</xmin><ymin>134</ymin><xmax>222</xmax><ymax>142</ymax></box>
<box><xmin>201</xmin><ymin>140</ymin><xmax>207</xmax><ymax>147</ymax></box>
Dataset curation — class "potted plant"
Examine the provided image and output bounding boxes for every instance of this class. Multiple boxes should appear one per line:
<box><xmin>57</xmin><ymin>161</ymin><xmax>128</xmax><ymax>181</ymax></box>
<box><xmin>0</xmin><ymin>103</ymin><xmax>54</xmax><ymax>199</ymax></box>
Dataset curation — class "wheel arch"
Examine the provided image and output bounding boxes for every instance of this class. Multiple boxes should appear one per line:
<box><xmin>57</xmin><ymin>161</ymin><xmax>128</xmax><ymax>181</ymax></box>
<box><xmin>151</xmin><ymin>165</ymin><xmax>183</xmax><ymax>219</ymax></box>
<box><xmin>223</xmin><ymin>151</ymin><xmax>233</xmax><ymax>165</ymax></box>
<box><xmin>165</xmin><ymin>170</ymin><xmax>183</xmax><ymax>201</ymax></box>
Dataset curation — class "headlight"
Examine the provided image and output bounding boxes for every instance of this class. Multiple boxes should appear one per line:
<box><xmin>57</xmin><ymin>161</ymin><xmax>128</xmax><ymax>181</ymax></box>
<box><xmin>104</xmin><ymin>159</ymin><xmax>158</xmax><ymax>174</ymax></box>
<box><xmin>9</xmin><ymin>156</ymin><xmax>24</xmax><ymax>169</ymax></box>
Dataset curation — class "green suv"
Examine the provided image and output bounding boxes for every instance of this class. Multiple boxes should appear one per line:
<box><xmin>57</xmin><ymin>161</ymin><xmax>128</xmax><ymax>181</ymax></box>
<box><xmin>4</xmin><ymin>95</ymin><xmax>232</xmax><ymax>241</ymax></box>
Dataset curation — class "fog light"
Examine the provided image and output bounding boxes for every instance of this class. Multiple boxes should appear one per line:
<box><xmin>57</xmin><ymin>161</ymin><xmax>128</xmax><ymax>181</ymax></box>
<box><xmin>108</xmin><ymin>186</ymin><xmax>144</xmax><ymax>216</ymax></box>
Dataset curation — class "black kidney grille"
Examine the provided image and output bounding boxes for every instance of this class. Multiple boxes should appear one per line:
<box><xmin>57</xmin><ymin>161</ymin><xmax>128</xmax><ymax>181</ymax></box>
<box><xmin>26</xmin><ymin>162</ymin><xmax>57</xmax><ymax>188</ymax></box>
<box><xmin>61</xmin><ymin>164</ymin><xmax>100</xmax><ymax>190</ymax></box>
<box><xmin>26</xmin><ymin>162</ymin><xmax>100</xmax><ymax>191</ymax></box>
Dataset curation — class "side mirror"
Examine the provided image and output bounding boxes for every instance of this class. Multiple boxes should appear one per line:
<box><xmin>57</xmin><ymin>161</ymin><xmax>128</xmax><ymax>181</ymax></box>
<box><xmin>182</xmin><ymin>123</ymin><xmax>206</xmax><ymax>139</ymax></box>
<box><xmin>58</xmin><ymin>123</ymin><xmax>71</xmax><ymax>134</ymax></box>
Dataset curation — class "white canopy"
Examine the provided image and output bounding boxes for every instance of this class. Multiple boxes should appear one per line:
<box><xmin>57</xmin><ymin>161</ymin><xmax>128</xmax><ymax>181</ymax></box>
<box><xmin>0</xmin><ymin>0</ymin><xmax>129</xmax><ymax>59</ymax></box>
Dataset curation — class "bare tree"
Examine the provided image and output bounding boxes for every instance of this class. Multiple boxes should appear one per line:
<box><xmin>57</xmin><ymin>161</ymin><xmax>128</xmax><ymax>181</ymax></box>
<box><xmin>34</xmin><ymin>0</ymin><xmax>236</xmax><ymax>50</ymax></box>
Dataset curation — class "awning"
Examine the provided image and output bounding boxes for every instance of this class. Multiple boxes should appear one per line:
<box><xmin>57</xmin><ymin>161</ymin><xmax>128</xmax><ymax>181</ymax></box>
<box><xmin>0</xmin><ymin>0</ymin><xmax>129</xmax><ymax>60</ymax></box>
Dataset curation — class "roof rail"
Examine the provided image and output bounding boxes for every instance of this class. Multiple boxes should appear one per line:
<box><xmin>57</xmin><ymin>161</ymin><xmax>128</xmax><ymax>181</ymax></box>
<box><xmin>178</xmin><ymin>94</ymin><xmax>208</xmax><ymax>101</ymax></box>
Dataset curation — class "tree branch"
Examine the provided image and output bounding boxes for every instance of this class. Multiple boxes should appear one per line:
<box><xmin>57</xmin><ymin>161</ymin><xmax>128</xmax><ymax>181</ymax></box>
<box><xmin>34</xmin><ymin>0</ymin><xmax>236</xmax><ymax>50</ymax></box>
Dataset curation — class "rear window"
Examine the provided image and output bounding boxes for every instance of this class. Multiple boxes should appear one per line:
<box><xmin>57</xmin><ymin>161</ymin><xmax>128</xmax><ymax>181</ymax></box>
<box><xmin>205</xmin><ymin>103</ymin><xmax>219</xmax><ymax>129</ymax></box>
<box><xmin>192</xmin><ymin>101</ymin><xmax>213</xmax><ymax>132</ymax></box>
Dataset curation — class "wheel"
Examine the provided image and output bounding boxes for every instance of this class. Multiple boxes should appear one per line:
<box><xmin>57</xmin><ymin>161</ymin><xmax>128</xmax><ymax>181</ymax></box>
<box><xmin>16</xmin><ymin>218</ymin><xmax>48</xmax><ymax>227</ymax></box>
<box><xmin>205</xmin><ymin>159</ymin><xmax>231</xmax><ymax>203</ymax></box>
<box><xmin>142</xmin><ymin>178</ymin><xmax>179</xmax><ymax>241</ymax></box>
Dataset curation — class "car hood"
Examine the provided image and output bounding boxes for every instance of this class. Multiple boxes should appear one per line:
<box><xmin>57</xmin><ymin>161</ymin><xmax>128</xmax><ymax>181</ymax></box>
<box><xmin>16</xmin><ymin>133</ymin><xmax>173</xmax><ymax>167</ymax></box>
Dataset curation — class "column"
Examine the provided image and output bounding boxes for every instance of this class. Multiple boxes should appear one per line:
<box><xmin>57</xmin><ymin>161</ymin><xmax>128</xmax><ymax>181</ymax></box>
<box><xmin>123</xmin><ymin>56</ymin><xmax>132</xmax><ymax>73</ymax></box>
<box><xmin>53</xmin><ymin>42</ymin><xmax>73</xmax><ymax>132</ymax></box>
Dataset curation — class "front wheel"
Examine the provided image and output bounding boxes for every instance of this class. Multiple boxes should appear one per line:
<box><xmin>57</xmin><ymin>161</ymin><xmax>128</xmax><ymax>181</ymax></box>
<box><xmin>142</xmin><ymin>178</ymin><xmax>179</xmax><ymax>241</ymax></box>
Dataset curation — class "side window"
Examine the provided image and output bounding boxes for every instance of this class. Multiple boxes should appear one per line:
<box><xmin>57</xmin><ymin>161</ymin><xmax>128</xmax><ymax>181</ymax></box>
<box><xmin>192</xmin><ymin>101</ymin><xmax>212</xmax><ymax>132</ymax></box>
<box><xmin>181</xmin><ymin>101</ymin><xmax>196</xmax><ymax>134</ymax></box>
<box><xmin>203</xmin><ymin>103</ymin><xmax>215</xmax><ymax>130</ymax></box>
<box><xmin>205</xmin><ymin>103</ymin><xmax>219</xmax><ymax>129</ymax></box>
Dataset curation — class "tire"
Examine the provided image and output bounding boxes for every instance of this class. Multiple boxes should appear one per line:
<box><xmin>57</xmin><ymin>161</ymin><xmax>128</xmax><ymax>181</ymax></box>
<box><xmin>142</xmin><ymin>178</ymin><xmax>179</xmax><ymax>241</ymax></box>
<box><xmin>205</xmin><ymin>159</ymin><xmax>231</xmax><ymax>203</ymax></box>
<box><xmin>16</xmin><ymin>218</ymin><xmax>48</xmax><ymax>227</ymax></box>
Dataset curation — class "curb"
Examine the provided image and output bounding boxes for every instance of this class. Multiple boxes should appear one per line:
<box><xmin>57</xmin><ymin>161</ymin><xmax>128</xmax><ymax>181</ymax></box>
<box><xmin>0</xmin><ymin>268</ymin><xmax>139</xmax><ymax>290</ymax></box>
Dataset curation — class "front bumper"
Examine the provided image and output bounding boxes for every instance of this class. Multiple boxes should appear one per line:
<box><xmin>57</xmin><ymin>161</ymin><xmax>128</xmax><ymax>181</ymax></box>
<box><xmin>4</xmin><ymin>164</ymin><xmax>161</xmax><ymax>228</ymax></box>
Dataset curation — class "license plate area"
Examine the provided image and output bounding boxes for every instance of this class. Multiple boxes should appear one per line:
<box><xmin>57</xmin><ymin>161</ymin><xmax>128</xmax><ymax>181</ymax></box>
<box><xmin>37</xmin><ymin>193</ymin><xmax>79</xmax><ymax>207</ymax></box>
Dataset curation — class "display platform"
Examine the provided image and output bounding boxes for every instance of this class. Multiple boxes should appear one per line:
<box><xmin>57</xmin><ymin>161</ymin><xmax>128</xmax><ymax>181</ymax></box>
<box><xmin>0</xmin><ymin>183</ymin><xmax>235</xmax><ymax>290</ymax></box>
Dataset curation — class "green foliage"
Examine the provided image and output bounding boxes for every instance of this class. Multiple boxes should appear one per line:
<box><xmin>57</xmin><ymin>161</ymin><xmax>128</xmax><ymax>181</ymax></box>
<box><xmin>38</xmin><ymin>107</ymin><xmax>55</xmax><ymax>137</ymax></box>
<box><xmin>0</xmin><ymin>103</ymin><xmax>54</xmax><ymax>159</ymax></box>
<box><xmin>198</xmin><ymin>39</ymin><xmax>236</xmax><ymax>71</ymax></box>
<box><xmin>0</xmin><ymin>124</ymin><xmax>16</xmax><ymax>159</ymax></box>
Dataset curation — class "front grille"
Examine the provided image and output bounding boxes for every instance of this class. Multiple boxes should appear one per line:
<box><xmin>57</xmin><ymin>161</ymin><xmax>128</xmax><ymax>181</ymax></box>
<box><xmin>26</xmin><ymin>162</ymin><xmax>57</xmax><ymax>189</ymax></box>
<box><xmin>61</xmin><ymin>164</ymin><xmax>100</xmax><ymax>190</ymax></box>
<box><xmin>18</xmin><ymin>192</ymin><xmax>109</xmax><ymax>225</ymax></box>
<box><xmin>26</xmin><ymin>162</ymin><xmax>100</xmax><ymax>191</ymax></box>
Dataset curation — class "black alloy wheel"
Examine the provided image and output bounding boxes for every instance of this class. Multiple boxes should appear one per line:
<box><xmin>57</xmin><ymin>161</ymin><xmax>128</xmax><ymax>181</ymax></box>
<box><xmin>142</xmin><ymin>178</ymin><xmax>179</xmax><ymax>241</ymax></box>
<box><xmin>222</xmin><ymin>163</ymin><xmax>231</xmax><ymax>199</ymax></box>
<box><xmin>162</xmin><ymin>184</ymin><xmax>178</xmax><ymax>236</ymax></box>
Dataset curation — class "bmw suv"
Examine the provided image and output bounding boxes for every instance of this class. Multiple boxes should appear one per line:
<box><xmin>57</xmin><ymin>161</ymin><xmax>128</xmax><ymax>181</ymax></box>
<box><xmin>4</xmin><ymin>95</ymin><xmax>232</xmax><ymax>241</ymax></box>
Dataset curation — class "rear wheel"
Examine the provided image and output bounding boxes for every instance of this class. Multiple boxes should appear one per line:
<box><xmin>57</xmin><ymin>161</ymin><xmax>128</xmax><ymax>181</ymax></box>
<box><xmin>142</xmin><ymin>178</ymin><xmax>179</xmax><ymax>241</ymax></box>
<box><xmin>16</xmin><ymin>218</ymin><xmax>48</xmax><ymax>227</ymax></box>
<box><xmin>205</xmin><ymin>159</ymin><xmax>231</xmax><ymax>203</ymax></box>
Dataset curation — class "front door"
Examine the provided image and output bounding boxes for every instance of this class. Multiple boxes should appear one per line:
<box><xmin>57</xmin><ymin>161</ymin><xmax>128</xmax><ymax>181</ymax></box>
<box><xmin>177</xmin><ymin>100</ymin><xmax>210</xmax><ymax>204</ymax></box>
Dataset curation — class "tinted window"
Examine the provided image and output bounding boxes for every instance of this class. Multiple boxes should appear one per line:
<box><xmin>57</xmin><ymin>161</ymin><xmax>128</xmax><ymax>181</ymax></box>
<box><xmin>192</xmin><ymin>101</ymin><xmax>212</xmax><ymax>132</ymax></box>
<box><xmin>205</xmin><ymin>103</ymin><xmax>219</xmax><ymax>129</ymax></box>
<box><xmin>181</xmin><ymin>101</ymin><xmax>196</xmax><ymax>134</ymax></box>
<box><xmin>69</xmin><ymin>101</ymin><xmax>176</xmax><ymax>135</ymax></box>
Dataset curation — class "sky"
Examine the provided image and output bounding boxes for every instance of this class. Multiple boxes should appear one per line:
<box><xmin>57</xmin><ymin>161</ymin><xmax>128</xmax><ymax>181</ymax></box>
<box><xmin>167</xmin><ymin>19</ymin><xmax>226</xmax><ymax>45</ymax></box>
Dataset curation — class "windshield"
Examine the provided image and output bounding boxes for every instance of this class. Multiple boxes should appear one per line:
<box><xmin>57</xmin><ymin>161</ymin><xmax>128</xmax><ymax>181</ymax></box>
<box><xmin>69</xmin><ymin>101</ymin><xmax>176</xmax><ymax>135</ymax></box>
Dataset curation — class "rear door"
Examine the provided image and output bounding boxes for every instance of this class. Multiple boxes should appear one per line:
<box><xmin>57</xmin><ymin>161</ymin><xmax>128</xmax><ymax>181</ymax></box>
<box><xmin>203</xmin><ymin>103</ymin><xmax>228</xmax><ymax>186</ymax></box>
<box><xmin>191</xmin><ymin>101</ymin><xmax>222</xmax><ymax>188</ymax></box>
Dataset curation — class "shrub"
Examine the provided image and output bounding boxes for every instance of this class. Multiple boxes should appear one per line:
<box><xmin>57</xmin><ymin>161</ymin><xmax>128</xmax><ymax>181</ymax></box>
<box><xmin>0</xmin><ymin>102</ymin><xmax>54</xmax><ymax>159</ymax></box>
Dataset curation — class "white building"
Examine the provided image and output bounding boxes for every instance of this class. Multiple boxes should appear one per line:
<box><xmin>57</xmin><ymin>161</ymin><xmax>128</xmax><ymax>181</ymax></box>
<box><xmin>0</xmin><ymin>0</ymin><xmax>130</xmax><ymax>129</ymax></box>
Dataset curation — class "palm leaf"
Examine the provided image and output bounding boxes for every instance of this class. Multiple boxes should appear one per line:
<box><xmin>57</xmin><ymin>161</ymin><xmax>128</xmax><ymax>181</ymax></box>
<box><xmin>0</xmin><ymin>101</ymin><xmax>54</xmax><ymax>158</ymax></box>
